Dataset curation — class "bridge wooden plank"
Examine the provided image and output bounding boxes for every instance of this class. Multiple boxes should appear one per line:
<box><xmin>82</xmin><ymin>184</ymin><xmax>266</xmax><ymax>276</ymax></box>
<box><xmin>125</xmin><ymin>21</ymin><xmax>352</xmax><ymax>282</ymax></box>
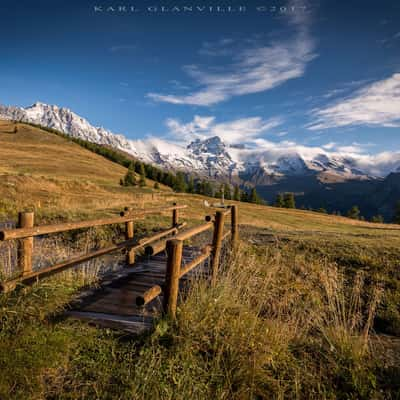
<box><xmin>68</xmin><ymin>245</ymin><xmax>211</xmax><ymax>332</ymax></box>
<box><xmin>66</xmin><ymin>311</ymin><xmax>153</xmax><ymax>334</ymax></box>
<box><xmin>81</xmin><ymin>300</ymin><xmax>162</xmax><ymax>317</ymax></box>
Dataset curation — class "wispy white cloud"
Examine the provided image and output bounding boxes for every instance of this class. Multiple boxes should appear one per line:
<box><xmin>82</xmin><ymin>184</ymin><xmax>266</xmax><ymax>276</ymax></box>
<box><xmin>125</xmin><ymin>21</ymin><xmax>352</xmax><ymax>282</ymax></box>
<box><xmin>198</xmin><ymin>38</ymin><xmax>235</xmax><ymax>56</ymax></box>
<box><xmin>322</xmin><ymin>141</ymin><xmax>376</xmax><ymax>154</ymax></box>
<box><xmin>235</xmin><ymin>139</ymin><xmax>400</xmax><ymax>178</ymax></box>
<box><xmin>377</xmin><ymin>31</ymin><xmax>400</xmax><ymax>46</ymax></box>
<box><xmin>322</xmin><ymin>88</ymin><xmax>348</xmax><ymax>99</ymax></box>
<box><xmin>148</xmin><ymin>1</ymin><xmax>316</xmax><ymax>106</ymax></box>
<box><xmin>165</xmin><ymin>115</ymin><xmax>283</xmax><ymax>144</ymax></box>
<box><xmin>308</xmin><ymin>73</ymin><xmax>400</xmax><ymax>130</ymax></box>
<box><xmin>322</xmin><ymin>142</ymin><xmax>336</xmax><ymax>150</ymax></box>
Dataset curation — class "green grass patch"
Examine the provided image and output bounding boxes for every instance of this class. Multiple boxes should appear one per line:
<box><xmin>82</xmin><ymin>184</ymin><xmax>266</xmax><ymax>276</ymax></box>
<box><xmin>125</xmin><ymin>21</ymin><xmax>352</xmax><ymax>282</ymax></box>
<box><xmin>1</xmin><ymin>241</ymin><xmax>399</xmax><ymax>399</ymax></box>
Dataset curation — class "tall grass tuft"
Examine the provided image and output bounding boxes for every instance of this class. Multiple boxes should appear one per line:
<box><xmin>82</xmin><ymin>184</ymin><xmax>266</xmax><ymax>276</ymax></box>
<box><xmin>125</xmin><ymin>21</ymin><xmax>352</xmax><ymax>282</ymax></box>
<box><xmin>0</xmin><ymin>242</ymin><xmax>394</xmax><ymax>399</ymax></box>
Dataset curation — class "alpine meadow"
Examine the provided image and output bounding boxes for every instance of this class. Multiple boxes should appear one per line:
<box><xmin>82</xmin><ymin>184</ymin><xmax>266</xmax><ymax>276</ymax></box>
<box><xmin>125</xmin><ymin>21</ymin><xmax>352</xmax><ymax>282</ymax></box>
<box><xmin>0</xmin><ymin>121</ymin><xmax>399</xmax><ymax>399</ymax></box>
<box><xmin>1</xmin><ymin>0</ymin><xmax>400</xmax><ymax>398</ymax></box>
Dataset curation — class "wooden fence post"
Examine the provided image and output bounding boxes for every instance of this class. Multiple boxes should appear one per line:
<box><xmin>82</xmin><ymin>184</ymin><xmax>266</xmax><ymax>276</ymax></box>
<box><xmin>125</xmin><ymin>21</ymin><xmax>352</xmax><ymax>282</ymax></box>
<box><xmin>125</xmin><ymin>220</ymin><xmax>135</xmax><ymax>265</ymax></box>
<box><xmin>172</xmin><ymin>202</ymin><xmax>179</xmax><ymax>226</ymax></box>
<box><xmin>18</xmin><ymin>212</ymin><xmax>34</xmax><ymax>275</ymax></box>
<box><xmin>231</xmin><ymin>205</ymin><xmax>239</xmax><ymax>251</ymax></box>
<box><xmin>163</xmin><ymin>239</ymin><xmax>183</xmax><ymax>319</ymax></box>
<box><xmin>211</xmin><ymin>210</ymin><xmax>225</xmax><ymax>287</ymax></box>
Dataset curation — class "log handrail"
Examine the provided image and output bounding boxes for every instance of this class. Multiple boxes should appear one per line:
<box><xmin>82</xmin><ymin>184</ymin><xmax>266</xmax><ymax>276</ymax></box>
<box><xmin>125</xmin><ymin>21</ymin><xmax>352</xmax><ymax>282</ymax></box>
<box><xmin>0</xmin><ymin>224</ymin><xmax>185</xmax><ymax>292</ymax></box>
<box><xmin>135</xmin><ymin>206</ymin><xmax>239</xmax><ymax>311</ymax></box>
<box><xmin>1</xmin><ymin>200</ymin><xmax>239</xmax><ymax>320</ymax></box>
<box><xmin>174</xmin><ymin>221</ymin><xmax>214</xmax><ymax>241</ymax></box>
<box><xmin>179</xmin><ymin>246</ymin><xmax>212</xmax><ymax>278</ymax></box>
<box><xmin>0</xmin><ymin>205</ymin><xmax>187</xmax><ymax>292</ymax></box>
<box><xmin>158</xmin><ymin>205</ymin><xmax>239</xmax><ymax>318</ymax></box>
<box><xmin>136</xmin><ymin>285</ymin><xmax>162</xmax><ymax>306</ymax></box>
<box><xmin>144</xmin><ymin>216</ymin><xmax>213</xmax><ymax>256</ymax></box>
<box><xmin>0</xmin><ymin>205</ymin><xmax>187</xmax><ymax>241</ymax></box>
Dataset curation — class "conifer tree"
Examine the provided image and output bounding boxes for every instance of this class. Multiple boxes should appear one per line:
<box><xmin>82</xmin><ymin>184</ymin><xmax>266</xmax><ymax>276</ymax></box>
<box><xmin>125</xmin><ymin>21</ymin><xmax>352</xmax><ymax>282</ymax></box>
<box><xmin>122</xmin><ymin>168</ymin><xmax>137</xmax><ymax>186</ymax></box>
<box><xmin>224</xmin><ymin>184</ymin><xmax>232</xmax><ymax>200</ymax></box>
<box><xmin>173</xmin><ymin>172</ymin><xmax>187</xmax><ymax>192</ymax></box>
<box><xmin>204</xmin><ymin>181</ymin><xmax>214</xmax><ymax>197</ymax></box>
<box><xmin>275</xmin><ymin>193</ymin><xmax>284</xmax><ymax>207</ymax></box>
<box><xmin>214</xmin><ymin>184</ymin><xmax>223</xmax><ymax>199</ymax></box>
<box><xmin>233</xmin><ymin>185</ymin><xmax>240</xmax><ymax>201</ymax></box>
<box><xmin>240</xmin><ymin>190</ymin><xmax>249</xmax><ymax>202</ymax></box>
<box><xmin>371</xmin><ymin>215</ymin><xmax>383</xmax><ymax>223</ymax></box>
<box><xmin>393</xmin><ymin>201</ymin><xmax>400</xmax><ymax>224</ymax></box>
<box><xmin>187</xmin><ymin>176</ymin><xmax>195</xmax><ymax>193</ymax></box>
<box><xmin>195</xmin><ymin>180</ymin><xmax>203</xmax><ymax>195</ymax></box>
<box><xmin>139</xmin><ymin>163</ymin><xmax>146</xmax><ymax>187</ymax></box>
<box><xmin>249</xmin><ymin>188</ymin><xmax>261</xmax><ymax>204</ymax></box>
<box><xmin>134</xmin><ymin>161</ymin><xmax>142</xmax><ymax>174</ymax></box>
<box><xmin>283</xmin><ymin>193</ymin><xmax>296</xmax><ymax>208</ymax></box>
<box><xmin>347</xmin><ymin>205</ymin><xmax>360</xmax><ymax>219</ymax></box>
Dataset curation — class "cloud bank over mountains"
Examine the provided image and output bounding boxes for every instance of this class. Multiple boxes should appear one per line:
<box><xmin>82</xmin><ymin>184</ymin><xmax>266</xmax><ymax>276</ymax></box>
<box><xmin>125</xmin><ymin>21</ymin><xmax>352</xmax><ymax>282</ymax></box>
<box><xmin>1</xmin><ymin>101</ymin><xmax>399</xmax><ymax>180</ymax></box>
<box><xmin>165</xmin><ymin>115</ymin><xmax>283</xmax><ymax>144</ymax></box>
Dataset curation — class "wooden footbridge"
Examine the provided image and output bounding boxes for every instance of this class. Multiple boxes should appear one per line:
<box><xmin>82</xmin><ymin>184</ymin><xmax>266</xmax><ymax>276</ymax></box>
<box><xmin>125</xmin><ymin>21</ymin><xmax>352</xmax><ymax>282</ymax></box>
<box><xmin>0</xmin><ymin>204</ymin><xmax>238</xmax><ymax>333</ymax></box>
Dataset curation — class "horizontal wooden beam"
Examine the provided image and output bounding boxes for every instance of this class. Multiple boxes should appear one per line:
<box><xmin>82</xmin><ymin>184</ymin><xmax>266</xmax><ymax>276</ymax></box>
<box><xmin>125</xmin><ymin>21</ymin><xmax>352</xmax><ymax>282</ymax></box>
<box><xmin>119</xmin><ymin>205</ymin><xmax>187</xmax><ymax>217</ymax></box>
<box><xmin>139</xmin><ymin>222</ymin><xmax>186</xmax><ymax>246</ymax></box>
<box><xmin>221</xmin><ymin>229</ymin><xmax>232</xmax><ymax>241</ymax></box>
<box><xmin>222</xmin><ymin>207</ymin><xmax>232</xmax><ymax>216</ymax></box>
<box><xmin>174</xmin><ymin>222</ymin><xmax>213</xmax><ymax>241</ymax></box>
<box><xmin>179</xmin><ymin>246</ymin><xmax>212</xmax><ymax>278</ymax></box>
<box><xmin>144</xmin><ymin>239</ymin><xmax>167</xmax><ymax>256</ymax></box>
<box><xmin>0</xmin><ymin>205</ymin><xmax>187</xmax><ymax>241</ymax></box>
<box><xmin>144</xmin><ymin>222</ymin><xmax>187</xmax><ymax>256</ymax></box>
<box><xmin>135</xmin><ymin>285</ymin><xmax>162</xmax><ymax>306</ymax></box>
<box><xmin>0</xmin><ymin>225</ymin><xmax>183</xmax><ymax>292</ymax></box>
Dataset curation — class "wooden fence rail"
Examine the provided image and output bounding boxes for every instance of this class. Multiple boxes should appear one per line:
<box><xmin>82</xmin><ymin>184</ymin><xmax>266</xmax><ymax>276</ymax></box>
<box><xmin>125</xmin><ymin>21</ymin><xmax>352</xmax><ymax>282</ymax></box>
<box><xmin>0</xmin><ymin>204</ymin><xmax>186</xmax><ymax>292</ymax></box>
<box><xmin>0</xmin><ymin>203</ymin><xmax>239</xmax><ymax>320</ymax></box>
<box><xmin>160</xmin><ymin>205</ymin><xmax>238</xmax><ymax>318</ymax></box>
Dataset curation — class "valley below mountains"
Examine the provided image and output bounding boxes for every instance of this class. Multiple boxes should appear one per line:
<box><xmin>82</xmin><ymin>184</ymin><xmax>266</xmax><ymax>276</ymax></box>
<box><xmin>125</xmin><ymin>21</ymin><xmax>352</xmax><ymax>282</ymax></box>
<box><xmin>1</xmin><ymin>102</ymin><xmax>400</xmax><ymax>220</ymax></box>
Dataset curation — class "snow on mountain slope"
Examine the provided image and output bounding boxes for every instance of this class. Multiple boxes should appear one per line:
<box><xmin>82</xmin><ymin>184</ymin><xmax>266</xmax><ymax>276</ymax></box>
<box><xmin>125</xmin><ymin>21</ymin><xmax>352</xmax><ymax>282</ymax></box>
<box><xmin>1</xmin><ymin>102</ymin><xmax>399</xmax><ymax>180</ymax></box>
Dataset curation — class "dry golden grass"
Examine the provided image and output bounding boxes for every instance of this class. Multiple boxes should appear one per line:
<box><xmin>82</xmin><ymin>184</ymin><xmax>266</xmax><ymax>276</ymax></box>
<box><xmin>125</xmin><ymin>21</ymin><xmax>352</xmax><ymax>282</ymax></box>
<box><xmin>0</xmin><ymin>120</ymin><xmax>172</xmax><ymax>215</ymax></box>
<box><xmin>0</xmin><ymin>121</ymin><xmax>399</xmax><ymax>398</ymax></box>
<box><xmin>1</xmin><ymin>119</ymin><xmax>399</xmax><ymax>239</ymax></box>
<box><xmin>1</xmin><ymin>242</ymin><xmax>393</xmax><ymax>399</ymax></box>
<box><xmin>0</xmin><ymin>120</ymin><xmax>127</xmax><ymax>184</ymax></box>
<box><xmin>167</xmin><ymin>193</ymin><xmax>400</xmax><ymax>245</ymax></box>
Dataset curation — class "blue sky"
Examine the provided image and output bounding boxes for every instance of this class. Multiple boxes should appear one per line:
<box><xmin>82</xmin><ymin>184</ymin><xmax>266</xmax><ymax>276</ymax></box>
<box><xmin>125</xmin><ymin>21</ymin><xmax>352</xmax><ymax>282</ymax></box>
<box><xmin>1</xmin><ymin>0</ymin><xmax>399</xmax><ymax>155</ymax></box>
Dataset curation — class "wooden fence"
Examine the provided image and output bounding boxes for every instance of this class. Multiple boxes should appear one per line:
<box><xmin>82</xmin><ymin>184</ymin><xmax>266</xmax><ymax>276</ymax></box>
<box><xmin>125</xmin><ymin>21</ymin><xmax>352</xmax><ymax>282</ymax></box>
<box><xmin>0</xmin><ymin>203</ymin><xmax>239</xmax><ymax>318</ymax></box>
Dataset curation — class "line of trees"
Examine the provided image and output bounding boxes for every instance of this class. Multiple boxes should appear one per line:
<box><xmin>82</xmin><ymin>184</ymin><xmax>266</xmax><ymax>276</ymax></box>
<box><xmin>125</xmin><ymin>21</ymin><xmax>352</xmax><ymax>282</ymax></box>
<box><xmin>18</xmin><ymin>121</ymin><xmax>400</xmax><ymax>223</ymax></box>
<box><xmin>274</xmin><ymin>193</ymin><xmax>296</xmax><ymax>209</ymax></box>
<box><xmin>121</xmin><ymin>164</ymin><xmax>266</xmax><ymax>205</ymax></box>
<box><xmin>22</xmin><ymin>120</ymin><xmax>267</xmax><ymax>205</ymax></box>
<box><xmin>271</xmin><ymin>193</ymin><xmax>400</xmax><ymax>224</ymax></box>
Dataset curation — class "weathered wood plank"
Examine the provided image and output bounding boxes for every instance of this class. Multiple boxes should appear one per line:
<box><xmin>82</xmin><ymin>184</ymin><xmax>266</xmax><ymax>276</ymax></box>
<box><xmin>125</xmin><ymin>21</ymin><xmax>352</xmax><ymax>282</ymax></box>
<box><xmin>1</xmin><ymin>205</ymin><xmax>187</xmax><ymax>241</ymax></box>
<box><xmin>66</xmin><ymin>311</ymin><xmax>153</xmax><ymax>333</ymax></box>
<box><xmin>67</xmin><ymin>244</ymin><xmax>212</xmax><ymax>331</ymax></box>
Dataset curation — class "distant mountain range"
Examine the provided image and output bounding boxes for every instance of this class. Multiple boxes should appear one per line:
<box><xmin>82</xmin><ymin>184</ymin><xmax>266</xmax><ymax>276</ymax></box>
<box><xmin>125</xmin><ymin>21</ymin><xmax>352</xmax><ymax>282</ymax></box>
<box><xmin>1</xmin><ymin>102</ymin><xmax>400</xmax><ymax>219</ymax></box>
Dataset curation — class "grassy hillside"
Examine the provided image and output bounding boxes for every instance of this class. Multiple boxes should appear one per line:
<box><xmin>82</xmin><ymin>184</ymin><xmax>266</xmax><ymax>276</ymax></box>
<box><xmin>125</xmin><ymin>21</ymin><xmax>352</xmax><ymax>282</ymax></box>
<box><xmin>1</xmin><ymin>119</ymin><xmax>400</xmax><ymax>398</ymax></box>
<box><xmin>0</xmin><ymin>120</ymin><xmax>172</xmax><ymax>218</ymax></box>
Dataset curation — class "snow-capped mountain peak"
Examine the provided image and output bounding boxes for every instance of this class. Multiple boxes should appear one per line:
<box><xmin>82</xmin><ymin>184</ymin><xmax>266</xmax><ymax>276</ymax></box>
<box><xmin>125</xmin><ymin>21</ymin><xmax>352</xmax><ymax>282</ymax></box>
<box><xmin>1</xmin><ymin>101</ymin><xmax>399</xmax><ymax>181</ymax></box>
